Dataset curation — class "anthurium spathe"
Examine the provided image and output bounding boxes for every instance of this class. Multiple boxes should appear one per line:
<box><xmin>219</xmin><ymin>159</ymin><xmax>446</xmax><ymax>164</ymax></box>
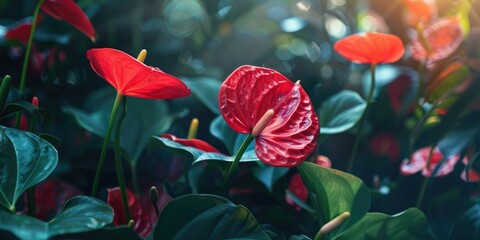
<box><xmin>107</xmin><ymin>188</ymin><xmax>153</xmax><ymax>237</ymax></box>
<box><xmin>41</xmin><ymin>0</ymin><xmax>96</xmax><ymax>41</ymax></box>
<box><xmin>333</xmin><ymin>32</ymin><xmax>404</xmax><ymax>64</ymax></box>
<box><xmin>161</xmin><ymin>133</ymin><xmax>221</xmax><ymax>153</ymax></box>
<box><xmin>410</xmin><ymin>17</ymin><xmax>464</xmax><ymax>63</ymax></box>
<box><xmin>400</xmin><ymin>146</ymin><xmax>460</xmax><ymax>177</ymax></box>
<box><xmin>218</xmin><ymin>65</ymin><xmax>319</xmax><ymax>167</ymax></box>
<box><xmin>86</xmin><ymin>48</ymin><xmax>190</xmax><ymax>99</ymax></box>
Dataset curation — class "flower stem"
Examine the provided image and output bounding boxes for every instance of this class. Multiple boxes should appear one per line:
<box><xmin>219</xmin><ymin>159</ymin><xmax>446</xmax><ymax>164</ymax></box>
<box><xmin>114</xmin><ymin>97</ymin><xmax>131</xmax><ymax>222</ymax></box>
<box><xmin>221</xmin><ymin>134</ymin><xmax>254</xmax><ymax>194</ymax></box>
<box><xmin>15</xmin><ymin>0</ymin><xmax>44</xmax><ymax>127</ymax></box>
<box><xmin>347</xmin><ymin>64</ymin><xmax>376</xmax><ymax>172</ymax></box>
<box><xmin>91</xmin><ymin>93</ymin><xmax>123</xmax><ymax>197</ymax></box>
<box><xmin>415</xmin><ymin>143</ymin><xmax>435</xmax><ymax>208</ymax></box>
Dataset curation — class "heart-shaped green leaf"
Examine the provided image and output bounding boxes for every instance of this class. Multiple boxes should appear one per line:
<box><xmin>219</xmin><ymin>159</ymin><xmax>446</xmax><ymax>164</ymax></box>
<box><xmin>319</xmin><ymin>90</ymin><xmax>366</xmax><ymax>135</ymax></box>
<box><xmin>153</xmin><ymin>194</ymin><xmax>270</xmax><ymax>240</ymax></box>
<box><xmin>450</xmin><ymin>203</ymin><xmax>480</xmax><ymax>240</ymax></box>
<box><xmin>297</xmin><ymin>162</ymin><xmax>370</xmax><ymax>239</ymax></box>
<box><xmin>52</xmin><ymin>226</ymin><xmax>143</xmax><ymax>240</ymax></box>
<box><xmin>338</xmin><ymin>208</ymin><xmax>435</xmax><ymax>240</ymax></box>
<box><xmin>0</xmin><ymin>196</ymin><xmax>113</xmax><ymax>240</ymax></box>
<box><xmin>0</xmin><ymin>126</ymin><xmax>58</xmax><ymax>212</ymax></box>
<box><xmin>182</xmin><ymin>77</ymin><xmax>221</xmax><ymax>114</ymax></box>
<box><xmin>209</xmin><ymin>115</ymin><xmax>241</xmax><ymax>155</ymax></box>
<box><xmin>252</xmin><ymin>165</ymin><xmax>289</xmax><ymax>192</ymax></box>
<box><xmin>63</xmin><ymin>87</ymin><xmax>186</xmax><ymax>166</ymax></box>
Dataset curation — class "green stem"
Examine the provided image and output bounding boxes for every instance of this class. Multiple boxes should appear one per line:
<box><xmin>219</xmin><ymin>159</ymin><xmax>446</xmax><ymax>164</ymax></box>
<box><xmin>347</xmin><ymin>64</ymin><xmax>376</xmax><ymax>172</ymax></box>
<box><xmin>15</xmin><ymin>0</ymin><xmax>44</xmax><ymax>127</ymax></box>
<box><xmin>26</xmin><ymin>187</ymin><xmax>35</xmax><ymax>217</ymax></box>
<box><xmin>408</xmin><ymin>100</ymin><xmax>439</xmax><ymax>158</ymax></box>
<box><xmin>114</xmin><ymin>97</ymin><xmax>132</xmax><ymax>222</ymax></box>
<box><xmin>91</xmin><ymin>93</ymin><xmax>124</xmax><ymax>197</ymax></box>
<box><xmin>415</xmin><ymin>60</ymin><xmax>427</xmax><ymax>107</ymax></box>
<box><xmin>415</xmin><ymin>143</ymin><xmax>436</xmax><ymax>208</ymax></box>
<box><xmin>221</xmin><ymin>134</ymin><xmax>254</xmax><ymax>194</ymax></box>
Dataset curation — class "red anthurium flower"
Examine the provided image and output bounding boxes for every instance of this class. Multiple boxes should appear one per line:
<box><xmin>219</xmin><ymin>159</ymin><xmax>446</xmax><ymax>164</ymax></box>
<box><xmin>86</xmin><ymin>48</ymin><xmax>190</xmax><ymax>99</ymax></box>
<box><xmin>41</xmin><ymin>0</ymin><xmax>95</xmax><ymax>41</ymax></box>
<box><xmin>107</xmin><ymin>188</ymin><xmax>153</xmax><ymax>237</ymax></box>
<box><xmin>218</xmin><ymin>65</ymin><xmax>319</xmax><ymax>167</ymax></box>
<box><xmin>285</xmin><ymin>173</ymin><xmax>308</xmax><ymax>211</ymax></box>
<box><xmin>387</xmin><ymin>74</ymin><xmax>416</xmax><ymax>114</ymax></box>
<box><xmin>161</xmin><ymin>133</ymin><xmax>221</xmax><ymax>153</ymax></box>
<box><xmin>5</xmin><ymin>15</ymin><xmax>44</xmax><ymax>44</ymax></box>
<box><xmin>403</xmin><ymin>0</ymin><xmax>436</xmax><ymax>25</ymax></box>
<box><xmin>370</xmin><ymin>133</ymin><xmax>401</xmax><ymax>161</ymax></box>
<box><xmin>400</xmin><ymin>146</ymin><xmax>460</xmax><ymax>177</ymax></box>
<box><xmin>334</xmin><ymin>32</ymin><xmax>405</xmax><ymax>64</ymax></box>
<box><xmin>286</xmin><ymin>155</ymin><xmax>331</xmax><ymax>210</ymax></box>
<box><xmin>461</xmin><ymin>157</ymin><xmax>480</xmax><ymax>183</ymax></box>
<box><xmin>23</xmin><ymin>179</ymin><xmax>82</xmax><ymax>221</ymax></box>
<box><xmin>410</xmin><ymin>17</ymin><xmax>463</xmax><ymax>63</ymax></box>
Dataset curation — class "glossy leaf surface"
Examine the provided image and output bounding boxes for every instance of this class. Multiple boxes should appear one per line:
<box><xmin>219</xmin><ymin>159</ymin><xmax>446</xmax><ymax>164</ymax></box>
<box><xmin>334</xmin><ymin>32</ymin><xmax>404</xmax><ymax>64</ymax></box>
<box><xmin>319</xmin><ymin>90</ymin><xmax>366</xmax><ymax>134</ymax></box>
<box><xmin>86</xmin><ymin>48</ymin><xmax>190</xmax><ymax>99</ymax></box>
<box><xmin>182</xmin><ymin>77</ymin><xmax>221</xmax><ymax>114</ymax></box>
<box><xmin>297</xmin><ymin>162</ymin><xmax>370</xmax><ymax>239</ymax></box>
<box><xmin>338</xmin><ymin>208</ymin><xmax>435</xmax><ymax>240</ymax></box>
<box><xmin>218</xmin><ymin>65</ymin><xmax>319</xmax><ymax>167</ymax></box>
<box><xmin>153</xmin><ymin>194</ymin><xmax>270</xmax><ymax>240</ymax></box>
<box><xmin>0</xmin><ymin>196</ymin><xmax>112</xmax><ymax>240</ymax></box>
<box><xmin>0</xmin><ymin>126</ymin><xmax>58</xmax><ymax>211</ymax></box>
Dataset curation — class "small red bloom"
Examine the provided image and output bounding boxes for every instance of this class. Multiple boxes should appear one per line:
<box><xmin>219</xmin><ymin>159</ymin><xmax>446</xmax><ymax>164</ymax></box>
<box><xmin>86</xmin><ymin>48</ymin><xmax>190</xmax><ymax>99</ymax></box>
<box><xmin>218</xmin><ymin>65</ymin><xmax>319</xmax><ymax>167</ymax></box>
<box><xmin>41</xmin><ymin>0</ymin><xmax>96</xmax><ymax>41</ymax></box>
<box><xmin>286</xmin><ymin>156</ymin><xmax>331</xmax><ymax>210</ymax></box>
<box><xmin>334</xmin><ymin>32</ymin><xmax>405</xmax><ymax>64</ymax></box>
<box><xmin>23</xmin><ymin>179</ymin><xmax>82</xmax><ymax>221</ymax></box>
<box><xmin>370</xmin><ymin>133</ymin><xmax>401</xmax><ymax>160</ymax></box>
<box><xmin>461</xmin><ymin>157</ymin><xmax>480</xmax><ymax>183</ymax></box>
<box><xmin>161</xmin><ymin>133</ymin><xmax>221</xmax><ymax>153</ymax></box>
<box><xmin>285</xmin><ymin>173</ymin><xmax>308</xmax><ymax>211</ymax></box>
<box><xmin>410</xmin><ymin>17</ymin><xmax>463</xmax><ymax>62</ymax></box>
<box><xmin>403</xmin><ymin>0</ymin><xmax>436</xmax><ymax>25</ymax></box>
<box><xmin>5</xmin><ymin>16</ymin><xmax>44</xmax><ymax>44</ymax></box>
<box><xmin>400</xmin><ymin>146</ymin><xmax>460</xmax><ymax>177</ymax></box>
<box><xmin>107</xmin><ymin>188</ymin><xmax>153</xmax><ymax>237</ymax></box>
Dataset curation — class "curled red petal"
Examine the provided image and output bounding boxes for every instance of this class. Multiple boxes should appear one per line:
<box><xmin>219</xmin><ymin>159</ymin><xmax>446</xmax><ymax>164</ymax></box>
<box><xmin>161</xmin><ymin>133</ymin><xmax>221</xmax><ymax>153</ymax></box>
<box><xmin>410</xmin><ymin>17</ymin><xmax>463</xmax><ymax>62</ymax></box>
<box><xmin>334</xmin><ymin>32</ymin><xmax>405</xmax><ymax>64</ymax></box>
<box><xmin>5</xmin><ymin>22</ymin><xmax>32</xmax><ymax>44</ymax></box>
<box><xmin>218</xmin><ymin>65</ymin><xmax>319</xmax><ymax>167</ymax></box>
<box><xmin>86</xmin><ymin>48</ymin><xmax>191</xmax><ymax>99</ymax></box>
<box><xmin>107</xmin><ymin>188</ymin><xmax>153</xmax><ymax>237</ymax></box>
<box><xmin>41</xmin><ymin>0</ymin><xmax>95</xmax><ymax>41</ymax></box>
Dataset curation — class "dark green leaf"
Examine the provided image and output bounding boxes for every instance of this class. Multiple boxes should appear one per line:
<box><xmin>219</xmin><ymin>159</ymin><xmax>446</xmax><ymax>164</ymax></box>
<box><xmin>53</xmin><ymin>226</ymin><xmax>143</xmax><ymax>240</ymax></box>
<box><xmin>289</xmin><ymin>235</ymin><xmax>312</xmax><ymax>240</ymax></box>
<box><xmin>450</xmin><ymin>203</ymin><xmax>480</xmax><ymax>240</ymax></box>
<box><xmin>319</xmin><ymin>90</ymin><xmax>366</xmax><ymax>134</ymax></box>
<box><xmin>297</xmin><ymin>162</ymin><xmax>370</xmax><ymax>239</ymax></box>
<box><xmin>39</xmin><ymin>133</ymin><xmax>62</xmax><ymax>149</ymax></box>
<box><xmin>162</xmin><ymin>180</ymin><xmax>192</xmax><ymax>198</ymax></box>
<box><xmin>252</xmin><ymin>165</ymin><xmax>289</xmax><ymax>192</ymax></box>
<box><xmin>1</xmin><ymin>102</ymin><xmax>45</xmax><ymax>120</ymax></box>
<box><xmin>0</xmin><ymin>196</ymin><xmax>113</xmax><ymax>240</ymax></box>
<box><xmin>210</xmin><ymin>115</ymin><xmax>238</xmax><ymax>155</ymax></box>
<box><xmin>0</xmin><ymin>126</ymin><xmax>58</xmax><ymax>212</ymax></box>
<box><xmin>338</xmin><ymin>208</ymin><xmax>435</xmax><ymax>240</ymax></box>
<box><xmin>63</xmin><ymin>87</ymin><xmax>187</xmax><ymax>166</ymax></box>
<box><xmin>153</xmin><ymin>194</ymin><xmax>270</xmax><ymax>240</ymax></box>
<box><xmin>182</xmin><ymin>77</ymin><xmax>221</xmax><ymax>114</ymax></box>
<box><xmin>438</xmin><ymin>114</ymin><xmax>480</xmax><ymax>158</ymax></box>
